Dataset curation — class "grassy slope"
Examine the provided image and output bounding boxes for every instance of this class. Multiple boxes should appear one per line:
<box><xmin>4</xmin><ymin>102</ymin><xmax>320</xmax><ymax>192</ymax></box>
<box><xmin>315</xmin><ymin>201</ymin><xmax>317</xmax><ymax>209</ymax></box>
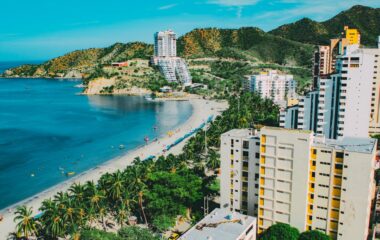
<box><xmin>4</xmin><ymin>42</ymin><xmax>153</xmax><ymax>77</ymax></box>
<box><xmin>270</xmin><ymin>5</ymin><xmax>380</xmax><ymax>46</ymax></box>
<box><xmin>177</xmin><ymin>27</ymin><xmax>313</xmax><ymax>67</ymax></box>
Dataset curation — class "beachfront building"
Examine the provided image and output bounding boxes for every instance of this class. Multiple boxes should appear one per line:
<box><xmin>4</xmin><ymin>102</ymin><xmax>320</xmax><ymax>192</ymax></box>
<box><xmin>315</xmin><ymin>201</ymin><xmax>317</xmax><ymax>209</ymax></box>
<box><xmin>285</xmin><ymin>27</ymin><xmax>380</xmax><ymax>139</ymax></box>
<box><xmin>220</xmin><ymin>129</ymin><xmax>260</xmax><ymax>217</ymax></box>
<box><xmin>244</xmin><ymin>70</ymin><xmax>297</xmax><ymax>107</ymax></box>
<box><xmin>154</xmin><ymin>30</ymin><xmax>177</xmax><ymax>57</ymax></box>
<box><xmin>317</xmin><ymin>44</ymin><xmax>379</xmax><ymax>139</ymax></box>
<box><xmin>152</xmin><ymin>30</ymin><xmax>192</xmax><ymax>85</ymax></box>
<box><xmin>220</xmin><ymin>127</ymin><xmax>377</xmax><ymax>240</ymax></box>
<box><xmin>279</xmin><ymin>90</ymin><xmax>319</xmax><ymax>132</ymax></box>
<box><xmin>312</xmin><ymin>26</ymin><xmax>360</xmax><ymax>89</ymax></box>
<box><xmin>179</xmin><ymin>208</ymin><xmax>256</xmax><ymax>240</ymax></box>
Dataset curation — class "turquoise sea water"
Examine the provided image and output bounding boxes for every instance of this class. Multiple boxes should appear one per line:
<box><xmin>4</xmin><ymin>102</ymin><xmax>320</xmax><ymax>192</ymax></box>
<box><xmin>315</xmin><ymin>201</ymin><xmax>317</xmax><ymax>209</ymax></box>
<box><xmin>0</xmin><ymin>68</ymin><xmax>192</xmax><ymax>209</ymax></box>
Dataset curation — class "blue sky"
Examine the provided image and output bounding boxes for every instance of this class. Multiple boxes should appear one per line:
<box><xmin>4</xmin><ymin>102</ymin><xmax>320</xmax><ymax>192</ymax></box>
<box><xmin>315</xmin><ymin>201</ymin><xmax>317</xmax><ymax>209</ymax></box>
<box><xmin>0</xmin><ymin>0</ymin><xmax>379</xmax><ymax>61</ymax></box>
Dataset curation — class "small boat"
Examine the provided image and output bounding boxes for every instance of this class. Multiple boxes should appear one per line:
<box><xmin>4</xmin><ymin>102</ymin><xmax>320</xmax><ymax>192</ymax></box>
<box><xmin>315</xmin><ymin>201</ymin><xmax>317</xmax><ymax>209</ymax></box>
<box><xmin>66</xmin><ymin>172</ymin><xmax>76</xmax><ymax>177</ymax></box>
<box><xmin>30</xmin><ymin>173</ymin><xmax>35</xmax><ymax>177</ymax></box>
<box><xmin>74</xmin><ymin>84</ymin><xmax>85</xmax><ymax>88</ymax></box>
<box><xmin>119</xmin><ymin>144</ymin><xmax>125</xmax><ymax>149</ymax></box>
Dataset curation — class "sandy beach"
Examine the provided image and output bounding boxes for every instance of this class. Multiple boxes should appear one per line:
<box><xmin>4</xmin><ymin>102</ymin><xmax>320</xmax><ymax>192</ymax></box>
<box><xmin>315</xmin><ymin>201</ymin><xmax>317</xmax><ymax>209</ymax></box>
<box><xmin>0</xmin><ymin>97</ymin><xmax>227</xmax><ymax>239</ymax></box>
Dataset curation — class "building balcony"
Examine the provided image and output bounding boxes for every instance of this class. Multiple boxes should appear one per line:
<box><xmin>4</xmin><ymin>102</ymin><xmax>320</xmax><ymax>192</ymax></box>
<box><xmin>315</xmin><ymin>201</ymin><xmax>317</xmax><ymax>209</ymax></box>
<box><xmin>331</xmin><ymin>199</ymin><xmax>340</xmax><ymax>209</ymax></box>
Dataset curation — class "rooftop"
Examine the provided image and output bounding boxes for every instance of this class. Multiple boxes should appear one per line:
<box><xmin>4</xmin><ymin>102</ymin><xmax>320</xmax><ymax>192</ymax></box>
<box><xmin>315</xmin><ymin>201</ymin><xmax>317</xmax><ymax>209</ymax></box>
<box><xmin>262</xmin><ymin>126</ymin><xmax>313</xmax><ymax>135</ymax></box>
<box><xmin>313</xmin><ymin>136</ymin><xmax>377</xmax><ymax>154</ymax></box>
<box><xmin>222</xmin><ymin>129</ymin><xmax>258</xmax><ymax>139</ymax></box>
<box><xmin>179</xmin><ymin>208</ymin><xmax>256</xmax><ymax>240</ymax></box>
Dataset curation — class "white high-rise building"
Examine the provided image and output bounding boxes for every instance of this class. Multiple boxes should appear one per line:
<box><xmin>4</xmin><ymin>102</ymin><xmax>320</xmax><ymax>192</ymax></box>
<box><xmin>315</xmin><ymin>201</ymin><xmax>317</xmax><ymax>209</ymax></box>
<box><xmin>152</xmin><ymin>30</ymin><xmax>192</xmax><ymax>85</ymax></box>
<box><xmin>154</xmin><ymin>30</ymin><xmax>177</xmax><ymax>57</ymax></box>
<box><xmin>244</xmin><ymin>71</ymin><xmax>297</xmax><ymax>107</ymax></box>
<box><xmin>280</xmin><ymin>90</ymin><xmax>319</xmax><ymax>132</ymax></box>
<box><xmin>220</xmin><ymin>129</ymin><xmax>260</xmax><ymax>217</ymax></box>
<box><xmin>317</xmin><ymin>44</ymin><xmax>379</xmax><ymax>139</ymax></box>
<box><xmin>220</xmin><ymin>127</ymin><xmax>377</xmax><ymax>240</ymax></box>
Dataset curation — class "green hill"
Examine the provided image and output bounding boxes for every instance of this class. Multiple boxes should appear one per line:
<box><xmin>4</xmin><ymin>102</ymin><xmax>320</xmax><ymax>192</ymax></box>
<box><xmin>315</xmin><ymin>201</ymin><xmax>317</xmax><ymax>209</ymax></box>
<box><xmin>177</xmin><ymin>27</ymin><xmax>313</xmax><ymax>66</ymax></box>
<box><xmin>3</xmin><ymin>42</ymin><xmax>153</xmax><ymax>78</ymax></box>
<box><xmin>270</xmin><ymin>5</ymin><xmax>380</xmax><ymax>46</ymax></box>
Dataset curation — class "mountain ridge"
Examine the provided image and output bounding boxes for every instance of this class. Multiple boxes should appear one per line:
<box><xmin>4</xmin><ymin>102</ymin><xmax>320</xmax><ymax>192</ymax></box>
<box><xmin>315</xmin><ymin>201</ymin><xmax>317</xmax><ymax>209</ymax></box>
<box><xmin>3</xmin><ymin>4</ymin><xmax>379</xmax><ymax>79</ymax></box>
<box><xmin>269</xmin><ymin>5</ymin><xmax>380</xmax><ymax>46</ymax></box>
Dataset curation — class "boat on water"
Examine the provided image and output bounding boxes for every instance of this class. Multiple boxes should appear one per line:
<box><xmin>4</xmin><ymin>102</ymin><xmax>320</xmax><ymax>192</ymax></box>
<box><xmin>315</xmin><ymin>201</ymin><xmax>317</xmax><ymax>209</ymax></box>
<box><xmin>74</xmin><ymin>84</ymin><xmax>85</xmax><ymax>88</ymax></box>
<box><xmin>66</xmin><ymin>172</ymin><xmax>76</xmax><ymax>177</ymax></box>
<box><xmin>144</xmin><ymin>95</ymin><xmax>153</xmax><ymax>101</ymax></box>
<box><xmin>119</xmin><ymin>144</ymin><xmax>125</xmax><ymax>149</ymax></box>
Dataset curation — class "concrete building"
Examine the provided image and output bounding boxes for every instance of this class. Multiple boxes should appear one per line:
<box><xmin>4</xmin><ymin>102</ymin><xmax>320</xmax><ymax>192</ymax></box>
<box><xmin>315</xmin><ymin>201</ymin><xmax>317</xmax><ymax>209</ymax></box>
<box><xmin>152</xmin><ymin>30</ymin><xmax>192</xmax><ymax>85</ymax></box>
<box><xmin>244</xmin><ymin>70</ymin><xmax>297</xmax><ymax>107</ymax></box>
<box><xmin>279</xmin><ymin>91</ymin><xmax>319</xmax><ymax>132</ymax></box>
<box><xmin>155</xmin><ymin>57</ymin><xmax>192</xmax><ymax>85</ymax></box>
<box><xmin>179</xmin><ymin>208</ymin><xmax>256</xmax><ymax>240</ymax></box>
<box><xmin>279</xmin><ymin>105</ymin><xmax>299</xmax><ymax>129</ymax></box>
<box><xmin>297</xmin><ymin>91</ymin><xmax>319</xmax><ymax>132</ymax></box>
<box><xmin>220</xmin><ymin>129</ymin><xmax>260</xmax><ymax>217</ymax></box>
<box><xmin>317</xmin><ymin>44</ymin><xmax>379</xmax><ymax>139</ymax></box>
<box><xmin>154</xmin><ymin>30</ymin><xmax>177</xmax><ymax>57</ymax></box>
<box><xmin>312</xmin><ymin>26</ymin><xmax>360</xmax><ymax>89</ymax></box>
<box><xmin>220</xmin><ymin>127</ymin><xmax>377</xmax><ymax>240</ymax></box>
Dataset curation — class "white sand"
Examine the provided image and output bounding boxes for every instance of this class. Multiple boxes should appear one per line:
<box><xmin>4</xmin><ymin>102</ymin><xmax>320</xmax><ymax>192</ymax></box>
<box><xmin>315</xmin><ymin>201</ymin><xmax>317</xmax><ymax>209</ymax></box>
<box><xmin>0</xmin><ymin>98</ymin><xmax>227</xmax><ymax>239</ymax></box>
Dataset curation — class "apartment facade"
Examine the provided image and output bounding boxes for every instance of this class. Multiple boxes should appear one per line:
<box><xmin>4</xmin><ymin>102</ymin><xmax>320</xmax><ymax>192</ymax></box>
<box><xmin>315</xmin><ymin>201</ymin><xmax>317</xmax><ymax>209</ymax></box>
<box><xmin>152</xmin><ymin>30</ymin><xmax>192</xmax><ymax>85</ymax></box>
<box><xmin>220</xmin><ymin>129</ymin><xmax>260</xmax><ymax>216</ymax></box>
<box><xmin>280</xmin><ymin>90</ymin><xmax>319</xmax><ymax>132</ymax></box>
<box><xmin>317</xmin><ymin>45</ymin><xmax>379</xmax><ymax>139</ymax></box>
<box><xmin>221</xmin><ymin>127</ymin><xmax>376</xmax><ymax>240</ymax></box>
<box><xmin>312</xmin><ymin>26</ymin><xmax>359</xmax><ymax>90</ymax></box>
<box><xmin>244</xmin><ymin>70</ymin><xmax>297</xmax><ymax>107</ymax></box>
<box><xmin>154</xmin><ymin>30</ymin><xmax>177</xmax><ymax>57</ymax></box>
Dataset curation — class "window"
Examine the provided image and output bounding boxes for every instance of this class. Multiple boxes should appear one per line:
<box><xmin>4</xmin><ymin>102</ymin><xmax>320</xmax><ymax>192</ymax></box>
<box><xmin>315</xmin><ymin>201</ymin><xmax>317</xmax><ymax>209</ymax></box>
<box><xmin>243</xmin><ymin>141</ymin><xmax>249</xmax><ymax>149</ymax></box>
<box><xmin>335</xmin><ymin>164</ymin><xmax>343</xmax><ymax>169</ymax></box>
<box><xmin>230</xmin><ymin>149</ymin><xmax>234</xmax><ymax>155</ymax></box>
<box><xmin>336</xmin><ymin>152</ymin><xmax>344</xmax><ymax>158</ymax></box>
<box><xmin>243</xmin><ymin>151</ymin><xmax>249</xmax><ymax>157</ymax></box>
<box><xmin>255</xmin><ymin>153</ymin><xmax>260</xmax><ymax>158</ymax></box>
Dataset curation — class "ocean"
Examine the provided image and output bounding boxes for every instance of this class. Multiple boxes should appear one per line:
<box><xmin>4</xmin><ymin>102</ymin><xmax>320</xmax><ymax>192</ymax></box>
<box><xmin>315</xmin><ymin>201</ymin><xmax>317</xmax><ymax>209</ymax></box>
<box><xmin>0</xmin><ymin>63</ymin><xmax>192</xmax><ymax>209</ymax></box>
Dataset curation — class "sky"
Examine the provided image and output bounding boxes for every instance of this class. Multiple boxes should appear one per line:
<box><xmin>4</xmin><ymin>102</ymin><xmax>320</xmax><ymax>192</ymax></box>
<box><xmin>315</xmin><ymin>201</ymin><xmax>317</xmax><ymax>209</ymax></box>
<box><xmin>0</xmin><ymin>0</ymin><xmax>379</xmax><ymax>61</ymax></box>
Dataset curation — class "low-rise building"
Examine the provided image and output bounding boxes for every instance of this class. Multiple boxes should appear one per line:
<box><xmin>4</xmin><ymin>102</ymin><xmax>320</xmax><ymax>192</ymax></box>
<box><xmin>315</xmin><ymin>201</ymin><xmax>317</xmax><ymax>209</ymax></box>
<box><xmin>179</xmin><ymin>208</ymin><xmax>256</xmax><ymax>240</ymax></box>
<box><xmin>243</xmin><ymin>70</ymin><xmax>297</xmax><ymax>107</ymax></box>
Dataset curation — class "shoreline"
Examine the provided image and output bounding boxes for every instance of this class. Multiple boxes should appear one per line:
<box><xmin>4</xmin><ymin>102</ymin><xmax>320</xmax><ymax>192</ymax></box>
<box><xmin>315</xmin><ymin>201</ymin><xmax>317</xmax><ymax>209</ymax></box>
<box><xmin>0</xmin><ymin>97</ymin><xmax>228</xmax><ymax>238</ymax></box>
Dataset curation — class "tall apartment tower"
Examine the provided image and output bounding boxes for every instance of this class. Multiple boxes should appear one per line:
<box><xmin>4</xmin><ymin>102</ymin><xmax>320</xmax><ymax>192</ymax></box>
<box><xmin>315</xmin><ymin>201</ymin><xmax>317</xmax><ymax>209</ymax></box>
<box><xmin>312</xmin><ymin>26</ymin><xmax>360</xmax><ymax>89</ymax></box>
<box><xmin>152</xmin><ymin>30</ymin><xmax>192</xmax><ymax>85</ymax></box>
<box><xmin>154</xmin><ymin>30</ymin><xmax>177</xmax><ymax>57</ymax></box>
<box><xmin>317</xmin><ymin>44</ymin><xmax>379</xmax><ymax>138</ymax></box>
<box><xmin>220</xmin><ymin>127</ymin><xmax>376</xmax><ymax>240</ymax></box>
<box><xmin>220</xmin><ymin>129</ymin><xmax>260</xmax><ymax>216</ymax></box>
<box><xmin>279</xmin><ymin>90</ymin><xmax>319</xmax><ymax>132</ymax></box>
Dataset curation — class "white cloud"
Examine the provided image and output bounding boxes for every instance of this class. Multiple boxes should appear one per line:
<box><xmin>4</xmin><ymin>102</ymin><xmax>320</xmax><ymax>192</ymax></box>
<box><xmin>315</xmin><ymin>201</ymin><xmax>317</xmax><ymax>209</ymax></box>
<box><xmin>208</xmin><ymin>0</ymin><xmax>260</xmax><ymax>6</ymax></box>
<box><xmin>158</xmin><ymin>3</ymin><xmax>178</xmax><ymax>10</ymax></box>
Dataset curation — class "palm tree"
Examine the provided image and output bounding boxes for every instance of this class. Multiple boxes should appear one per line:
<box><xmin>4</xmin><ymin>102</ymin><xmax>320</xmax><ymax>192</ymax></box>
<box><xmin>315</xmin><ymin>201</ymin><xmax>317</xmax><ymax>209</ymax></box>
<box><xmin>13</xmin><ymin>205</ymin><xmax>38</xmax><ymax>239</ymax></box>
<box><xmin>206</xmin><ymin>149</ymin><xmax>220</xmax><ymax>171</ymax></box>
<box><xmin>69</xmin><ymin>183</ymin><xmax>85</xmax><ymax>204</ymax></box>
<box><xmin>125</xmin><ymin>165</ymin><xmax>148</xmax><ymax>225</ymax></box>
<box><xmin>115</xmin><ymin>203</ymin><xmax>128</xmax><ymax>227</ymax></box>
<box><xmin>39</xmin><ymin>199</ymin><xmax>64</xmax><ymax>238</ymax></box>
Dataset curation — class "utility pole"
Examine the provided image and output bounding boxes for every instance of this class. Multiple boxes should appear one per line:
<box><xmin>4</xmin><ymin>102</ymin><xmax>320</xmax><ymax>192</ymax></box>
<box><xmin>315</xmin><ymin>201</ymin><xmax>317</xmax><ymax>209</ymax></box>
<box><xmin>203</xmin><ymin>195</ymin><xmax>210</xmax><ymax>216</ymax></box>
<box><xmin>205</xmin><ymin>120</ymin><xmax>208</xmax><ymax>157</ymax></box>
